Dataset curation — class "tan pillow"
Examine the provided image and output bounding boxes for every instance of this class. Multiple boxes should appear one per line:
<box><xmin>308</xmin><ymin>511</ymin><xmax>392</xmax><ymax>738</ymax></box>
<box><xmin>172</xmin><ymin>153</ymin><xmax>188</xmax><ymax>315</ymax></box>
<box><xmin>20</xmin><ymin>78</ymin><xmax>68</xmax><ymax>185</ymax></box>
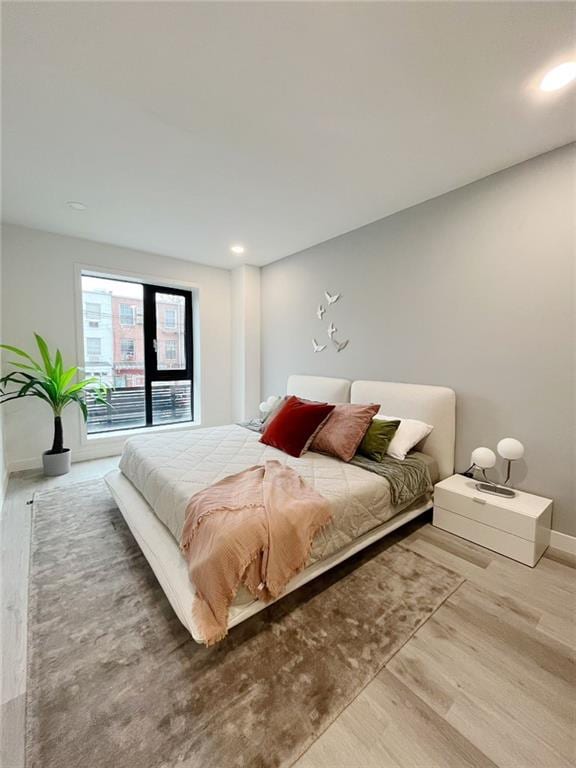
<box><xmin>311</xmin><ymin>403</ymin><xmax>381</xmax><ymax>462</ymax></box>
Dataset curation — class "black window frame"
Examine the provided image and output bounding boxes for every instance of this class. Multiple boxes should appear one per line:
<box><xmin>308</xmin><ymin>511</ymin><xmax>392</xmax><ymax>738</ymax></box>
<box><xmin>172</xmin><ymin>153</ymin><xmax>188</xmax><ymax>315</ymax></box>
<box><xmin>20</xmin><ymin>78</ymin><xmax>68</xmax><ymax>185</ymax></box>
<box><xmin>142</xmin><ymin>283</ymin><xmax>194</xmax><ymax>427</ymax></box>
<box><xmin>81</xmin><ymin>273</ymin><xmax>194</xmax><ymax>433</ymax></box>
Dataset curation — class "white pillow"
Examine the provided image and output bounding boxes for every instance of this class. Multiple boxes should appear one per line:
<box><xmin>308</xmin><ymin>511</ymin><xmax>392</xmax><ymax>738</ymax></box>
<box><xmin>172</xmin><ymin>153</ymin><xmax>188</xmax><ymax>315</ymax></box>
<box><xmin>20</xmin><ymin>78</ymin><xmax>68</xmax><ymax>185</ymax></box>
<box><xmin>374</xmin><ymin>414</ymin><xmax>433</xmax><ymax>460</ymax></box>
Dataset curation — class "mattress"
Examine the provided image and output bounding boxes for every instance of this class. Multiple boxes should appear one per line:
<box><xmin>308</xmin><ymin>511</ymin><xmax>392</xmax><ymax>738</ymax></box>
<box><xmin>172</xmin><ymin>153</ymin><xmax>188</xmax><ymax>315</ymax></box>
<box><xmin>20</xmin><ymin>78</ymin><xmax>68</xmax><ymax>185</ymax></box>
<box><xmin>105</xmin><ymin>468</ymin><xmax>433</xmax><ymax>643</ymax></box>
<box><xmin>119</xmin><ymin>424</ymin><xmax>435</xmax><ymax>568</ymax></box>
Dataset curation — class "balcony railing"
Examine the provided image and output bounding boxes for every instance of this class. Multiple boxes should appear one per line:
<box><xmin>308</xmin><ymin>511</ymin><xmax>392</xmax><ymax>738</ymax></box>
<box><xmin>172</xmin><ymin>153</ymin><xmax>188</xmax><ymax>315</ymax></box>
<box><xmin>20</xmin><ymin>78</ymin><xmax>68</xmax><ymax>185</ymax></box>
<box><xmin>86</xmin><ymin>383</ymin><xmax>191</xmax><ymax>433</ymax></box>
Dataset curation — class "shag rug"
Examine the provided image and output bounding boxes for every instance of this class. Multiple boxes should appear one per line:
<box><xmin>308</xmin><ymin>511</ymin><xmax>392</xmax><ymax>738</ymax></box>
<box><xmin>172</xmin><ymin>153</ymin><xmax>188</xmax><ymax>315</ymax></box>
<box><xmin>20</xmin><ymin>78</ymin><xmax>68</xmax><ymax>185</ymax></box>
<box><xmin>26</xmin><ymin>479</ymin><xmax>463</xmax><ymax>768</ymax></box>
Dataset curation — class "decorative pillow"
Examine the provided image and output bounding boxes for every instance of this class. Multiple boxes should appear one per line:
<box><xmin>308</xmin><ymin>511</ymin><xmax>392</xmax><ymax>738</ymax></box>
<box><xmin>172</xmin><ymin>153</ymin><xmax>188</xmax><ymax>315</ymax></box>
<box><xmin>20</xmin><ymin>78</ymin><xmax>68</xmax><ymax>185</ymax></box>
<box><xmin>311</xmin><ymin>403</ymin><xmax>380</xmax><ymax>462</ymax></box>
<box><xmin>375</xmin><ymin>414</ymin><xmax>434</xmax><ymax>460</ymax></box>
<box><xmin>259</xmin><ymin>395</ymin><xmax>289</xmax><ymax>431</ymax></box>
<box><xmin>357</xmin><ymin>418</ymin><xmax>401</xmax><ymax>462</ymax></box>
<box><xmin>260</xmin><ymin>396</ymin><xmax>335</xmax><ymax>457</ymax></box>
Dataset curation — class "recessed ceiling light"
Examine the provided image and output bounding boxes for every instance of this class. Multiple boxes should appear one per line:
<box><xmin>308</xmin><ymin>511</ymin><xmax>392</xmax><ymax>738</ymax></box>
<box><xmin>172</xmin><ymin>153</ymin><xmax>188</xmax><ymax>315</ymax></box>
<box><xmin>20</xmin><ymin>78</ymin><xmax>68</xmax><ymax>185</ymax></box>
<box><xmin>539</xmin><ymin>62</ymin><xmax>576</xmax><ymax>92</ymax></box>
<box><xmin>67</xmin><ymin>201</ymin><xmax>87</xmax><ymax>211</ymax></box>
<box><xmin>230</xmin><ymin>244</ymin><xmax>245</xmax><ymax>255</ymax></box>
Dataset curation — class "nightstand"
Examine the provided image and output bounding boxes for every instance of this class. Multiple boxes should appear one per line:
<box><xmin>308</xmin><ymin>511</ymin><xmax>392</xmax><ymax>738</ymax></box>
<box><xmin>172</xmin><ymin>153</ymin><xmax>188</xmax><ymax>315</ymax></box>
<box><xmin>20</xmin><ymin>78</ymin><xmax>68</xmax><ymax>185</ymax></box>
<box><xmin>433</xmin><ymin>474</ymin><xmax>552</xmax><ymax>567</ymax></box>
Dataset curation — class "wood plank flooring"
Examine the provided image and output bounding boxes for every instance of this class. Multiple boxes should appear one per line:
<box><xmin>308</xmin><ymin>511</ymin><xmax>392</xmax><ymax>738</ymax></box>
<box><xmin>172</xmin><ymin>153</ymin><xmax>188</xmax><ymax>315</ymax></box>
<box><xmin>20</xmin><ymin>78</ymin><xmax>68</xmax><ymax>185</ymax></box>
<box><xmin>1</xmin><ymin>459</ymin><xmax>574</xmax><ymax>768</ymax></box>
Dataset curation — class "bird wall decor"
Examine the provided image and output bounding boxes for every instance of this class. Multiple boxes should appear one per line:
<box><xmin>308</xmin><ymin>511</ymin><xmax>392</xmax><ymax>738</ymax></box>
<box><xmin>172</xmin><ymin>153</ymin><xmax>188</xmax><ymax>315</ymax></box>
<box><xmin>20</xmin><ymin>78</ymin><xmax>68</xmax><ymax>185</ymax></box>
<box><xmin>313</xmin><ymin>289</ymin><xmax>349</xmax><ymax>353</ymax></box>
<box><xmin>332</xmin><ymin>337</ymin><xmax>349</xmax><ymax>352</ymax></box>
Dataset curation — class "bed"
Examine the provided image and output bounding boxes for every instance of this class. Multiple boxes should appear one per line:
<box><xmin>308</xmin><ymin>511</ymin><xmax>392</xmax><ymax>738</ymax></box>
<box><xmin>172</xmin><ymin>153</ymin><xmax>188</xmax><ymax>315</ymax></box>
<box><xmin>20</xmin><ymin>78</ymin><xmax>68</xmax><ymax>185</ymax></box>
<box><xmin>105</xmin><ymin>376</ymin><xmax>455</xmax><ymax>643</ymax></box>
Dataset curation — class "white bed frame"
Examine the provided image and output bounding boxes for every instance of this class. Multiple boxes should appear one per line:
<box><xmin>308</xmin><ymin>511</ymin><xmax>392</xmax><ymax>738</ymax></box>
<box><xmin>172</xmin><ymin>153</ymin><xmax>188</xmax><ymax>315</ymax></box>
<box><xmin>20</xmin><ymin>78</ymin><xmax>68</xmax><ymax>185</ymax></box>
<box><xmin>105</xmin><ymin>375</ymin><xmax>455</xmax><ymax>644</ymax></box>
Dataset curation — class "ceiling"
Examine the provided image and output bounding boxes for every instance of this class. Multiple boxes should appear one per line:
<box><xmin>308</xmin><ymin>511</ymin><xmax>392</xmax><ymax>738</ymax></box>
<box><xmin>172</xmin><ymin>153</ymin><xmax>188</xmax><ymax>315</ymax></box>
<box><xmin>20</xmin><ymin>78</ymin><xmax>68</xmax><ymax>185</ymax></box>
<box><xmin>3</xmin><ymin>2</ymin><xmax>575</xmax><ymax>269</ymax></box>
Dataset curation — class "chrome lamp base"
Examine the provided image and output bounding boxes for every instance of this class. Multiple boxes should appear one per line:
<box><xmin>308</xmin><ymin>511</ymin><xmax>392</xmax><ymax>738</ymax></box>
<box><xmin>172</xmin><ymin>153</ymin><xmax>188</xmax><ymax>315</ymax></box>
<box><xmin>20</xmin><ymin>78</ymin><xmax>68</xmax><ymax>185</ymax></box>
<box><xmin>475</xmin><ymin>481</ymin><xmax>516</xmax><ymax>499</ymax></box>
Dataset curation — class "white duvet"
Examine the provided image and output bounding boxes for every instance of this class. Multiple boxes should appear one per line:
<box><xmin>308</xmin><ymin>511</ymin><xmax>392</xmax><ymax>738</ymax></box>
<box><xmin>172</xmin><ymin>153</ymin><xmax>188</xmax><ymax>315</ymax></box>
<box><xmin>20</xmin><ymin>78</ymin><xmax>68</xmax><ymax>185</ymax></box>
<box><xmin>119</xmin><ymin>424</ymin><xmax>430</xmax><ymax>565</ymax></box>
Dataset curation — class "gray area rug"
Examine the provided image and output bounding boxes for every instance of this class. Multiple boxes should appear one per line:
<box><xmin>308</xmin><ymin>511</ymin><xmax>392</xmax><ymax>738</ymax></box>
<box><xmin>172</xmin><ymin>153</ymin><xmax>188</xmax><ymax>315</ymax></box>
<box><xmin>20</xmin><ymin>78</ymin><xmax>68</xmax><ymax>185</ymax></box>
<box><xmin>26</xmin><ymin>478</ymin><xmax>463</xmax><ymax>768</ymax></box>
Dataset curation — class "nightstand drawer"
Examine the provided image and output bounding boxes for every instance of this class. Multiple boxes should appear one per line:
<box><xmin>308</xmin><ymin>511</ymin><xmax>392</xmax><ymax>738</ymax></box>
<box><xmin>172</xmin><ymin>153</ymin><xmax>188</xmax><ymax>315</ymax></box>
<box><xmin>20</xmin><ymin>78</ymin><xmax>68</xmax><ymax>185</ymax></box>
<box><xmin>434</xmin><ymin>483</ymin><xmax>548</xmax><ymax>540</ymax></box>
<box><xmin>433</xmin><ymin>507</ymin><xmax>547</xmax><ymax>567</ymax></box>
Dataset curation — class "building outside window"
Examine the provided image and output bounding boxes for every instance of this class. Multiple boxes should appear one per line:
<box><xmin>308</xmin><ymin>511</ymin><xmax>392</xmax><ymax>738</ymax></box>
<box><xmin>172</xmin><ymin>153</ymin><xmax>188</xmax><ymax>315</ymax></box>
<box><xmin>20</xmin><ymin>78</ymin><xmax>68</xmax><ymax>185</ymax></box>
<box><xmin>165</xmin><ymin>339</ymin><xmax>177</xmax><ymax>359</ymax></box>
<box><xmin>86</xmin><ymin>337</ymin><xmax>102</xmax><ymax>360</ymax></box>
<box><xmin>121</xmin><ymin>338</ymin><xmax>136</xmax><ymax>361</ymax></box>
<box><xmin>164</xmin><ymin>308</ymin><xmax>177</xmax><ymax>330</ymax></box>
<box><xmin>119</xmin><ymin>303</ymin><xmax>135</xmax><ymax>326</ymax></box>
<box><xmin>85</xmin><ymin>302</ymin><xmax>101</xmax><ymax>327</ymax></box>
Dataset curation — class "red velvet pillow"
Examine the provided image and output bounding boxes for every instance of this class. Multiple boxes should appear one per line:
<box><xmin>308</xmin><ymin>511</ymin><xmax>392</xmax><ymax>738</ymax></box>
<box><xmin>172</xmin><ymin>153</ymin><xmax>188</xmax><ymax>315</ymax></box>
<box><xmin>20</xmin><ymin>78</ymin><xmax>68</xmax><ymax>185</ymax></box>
<box><xmin>260</xmin><ymin>396</ymin><xmax>335</xmax><ymax>457</ymax></box>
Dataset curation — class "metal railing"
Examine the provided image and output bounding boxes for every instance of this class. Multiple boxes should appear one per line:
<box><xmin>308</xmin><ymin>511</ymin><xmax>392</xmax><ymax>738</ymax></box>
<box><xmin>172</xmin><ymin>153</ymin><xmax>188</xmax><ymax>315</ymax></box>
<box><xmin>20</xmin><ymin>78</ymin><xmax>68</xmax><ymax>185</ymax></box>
<box><xmin>86</xmin><ymin>383</ymin><xmax>191</xmax><ymax>433</ymax></box>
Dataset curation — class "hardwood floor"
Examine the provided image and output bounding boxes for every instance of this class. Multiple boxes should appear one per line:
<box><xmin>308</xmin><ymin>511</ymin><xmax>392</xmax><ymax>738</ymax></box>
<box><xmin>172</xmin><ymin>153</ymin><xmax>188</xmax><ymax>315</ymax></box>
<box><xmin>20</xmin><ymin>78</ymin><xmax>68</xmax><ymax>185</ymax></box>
<box><xmin>1</xmin><ymin>459</ymin><xmax>574</xmax><ymax>768</ymax></box>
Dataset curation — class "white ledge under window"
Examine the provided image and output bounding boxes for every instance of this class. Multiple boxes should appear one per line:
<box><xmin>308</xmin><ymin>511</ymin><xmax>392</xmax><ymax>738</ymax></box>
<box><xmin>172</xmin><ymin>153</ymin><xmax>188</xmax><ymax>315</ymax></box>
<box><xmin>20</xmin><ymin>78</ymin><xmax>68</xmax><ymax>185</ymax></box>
<box><xmin>85</xmin><ymin>420</ymin><xmax>203</xmax><ymax>443</ymax></box>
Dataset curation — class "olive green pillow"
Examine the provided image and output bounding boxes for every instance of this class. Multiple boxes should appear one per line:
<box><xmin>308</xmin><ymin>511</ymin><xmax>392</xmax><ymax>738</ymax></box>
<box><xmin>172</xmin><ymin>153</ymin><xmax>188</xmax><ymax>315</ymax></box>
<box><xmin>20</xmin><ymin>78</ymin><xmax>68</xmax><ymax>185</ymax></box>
<box><xmin>357</xmin><ymin>419</ymin><xmax>401</xmax><ymax>462</ymax></box>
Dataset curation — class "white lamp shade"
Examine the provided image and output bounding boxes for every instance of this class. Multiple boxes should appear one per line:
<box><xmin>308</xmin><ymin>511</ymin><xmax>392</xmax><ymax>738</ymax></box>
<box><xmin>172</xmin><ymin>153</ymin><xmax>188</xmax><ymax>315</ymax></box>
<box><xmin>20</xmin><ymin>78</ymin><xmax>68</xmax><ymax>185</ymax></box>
<box><xmin>471</xmin><ymin>446</ymin><xmax>497</xmax><ymax>469</ymax></box>
<box><xmin>497</xmin><ymin>438</ymin><xmax>524</xmax><ymax>461</ymax></box>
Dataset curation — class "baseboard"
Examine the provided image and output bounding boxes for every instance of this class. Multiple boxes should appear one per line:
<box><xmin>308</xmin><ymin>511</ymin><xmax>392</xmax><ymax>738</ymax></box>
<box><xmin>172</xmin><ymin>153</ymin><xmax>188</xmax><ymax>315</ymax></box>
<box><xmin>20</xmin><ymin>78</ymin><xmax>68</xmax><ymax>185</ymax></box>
<box><xmin>8</xmin><ymin>443</ymin><xmax>123</xmax><ymax>474</ymax></box>
<box><xmin>549</xmin><ymin>529</ymin><xmax>576</xmax><ymax>555</ymax></box>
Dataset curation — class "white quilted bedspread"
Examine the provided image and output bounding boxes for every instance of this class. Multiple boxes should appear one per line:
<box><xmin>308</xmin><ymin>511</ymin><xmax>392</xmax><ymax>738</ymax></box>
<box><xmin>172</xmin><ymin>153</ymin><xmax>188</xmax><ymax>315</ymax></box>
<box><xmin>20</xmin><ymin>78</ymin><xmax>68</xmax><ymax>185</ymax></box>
<box><xmin>119</xmin><ymin>424</ymin><xmax>408</xmax><ymax>564</ymax></box>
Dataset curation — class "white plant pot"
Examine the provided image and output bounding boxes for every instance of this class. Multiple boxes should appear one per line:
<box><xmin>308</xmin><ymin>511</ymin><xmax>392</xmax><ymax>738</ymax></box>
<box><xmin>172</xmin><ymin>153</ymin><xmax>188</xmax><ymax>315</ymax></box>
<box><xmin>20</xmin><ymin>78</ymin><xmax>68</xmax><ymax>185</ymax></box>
<box><xmin>42</xmin><ymin>449</ymin><xmax>71</xmax><ymax>477</ymax></box>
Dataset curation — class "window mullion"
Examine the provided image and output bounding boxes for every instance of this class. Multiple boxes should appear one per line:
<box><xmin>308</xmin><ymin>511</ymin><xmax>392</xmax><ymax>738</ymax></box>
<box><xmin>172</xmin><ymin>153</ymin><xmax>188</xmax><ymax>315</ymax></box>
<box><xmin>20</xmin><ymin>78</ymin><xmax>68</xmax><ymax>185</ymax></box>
<box><xmin>142</xmin><ymin>284</ymin><xmax>156</xmax><ymax>426</ymax></box>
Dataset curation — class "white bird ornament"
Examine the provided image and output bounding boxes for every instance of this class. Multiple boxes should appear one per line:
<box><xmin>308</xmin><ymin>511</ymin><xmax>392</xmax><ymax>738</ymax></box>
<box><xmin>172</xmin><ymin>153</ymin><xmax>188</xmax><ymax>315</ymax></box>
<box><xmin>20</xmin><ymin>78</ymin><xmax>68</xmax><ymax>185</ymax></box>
<box><xmin>332</xmin><ymin>337</ymin><xmax>349</xmax><ymax>353</ymax></box>
<box><xmin>324</xmin><ymin>291</ymin><xmax>341</xmax><ymax>305</ymax></box>
<box><xmin>312</xmin><ymin>338</ymin><xmax>326</xmax><ymax>353</ymax></box>
<box><xmin>316</xmin><ymin>304</ymin><xmax>326</xmax><ymax>319</ymax></box>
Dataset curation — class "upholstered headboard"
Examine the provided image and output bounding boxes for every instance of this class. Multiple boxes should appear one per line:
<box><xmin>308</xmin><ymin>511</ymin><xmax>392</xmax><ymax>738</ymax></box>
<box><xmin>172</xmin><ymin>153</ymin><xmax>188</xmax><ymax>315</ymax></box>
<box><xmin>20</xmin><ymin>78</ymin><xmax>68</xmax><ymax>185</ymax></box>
<box><xmin>286</xmin><ymin>374</ymin><xmax>456</xmax><ymax>481</ymax></box>
<box><xmin>351</xmin><ymin>380</ymin><xmax>456</xmax><ymax>480</ymax></box>
<box><xmin>286</xmin><ymin>374</ymin><xmax>351</xmax><ymax>403</ymax></box>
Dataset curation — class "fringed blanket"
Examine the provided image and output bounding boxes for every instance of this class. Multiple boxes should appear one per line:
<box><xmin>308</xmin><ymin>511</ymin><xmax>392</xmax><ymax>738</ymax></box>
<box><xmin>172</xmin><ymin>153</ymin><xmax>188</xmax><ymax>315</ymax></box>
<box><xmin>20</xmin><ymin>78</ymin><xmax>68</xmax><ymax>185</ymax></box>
<box><xmin>180</xmin><ymin>460</ymin><xmax>331</xmax><ymax>645</ymax></box>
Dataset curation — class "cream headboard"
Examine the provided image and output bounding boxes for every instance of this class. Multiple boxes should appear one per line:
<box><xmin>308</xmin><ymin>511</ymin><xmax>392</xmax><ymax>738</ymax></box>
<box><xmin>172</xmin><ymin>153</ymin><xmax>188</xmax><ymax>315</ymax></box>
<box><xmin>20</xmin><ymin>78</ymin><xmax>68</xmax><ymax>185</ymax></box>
<box><xmin>285</xmin><ymin>375</ymin><xmax>455</xmax><ymax>480</ymax></box>
<box><xmin>351</xmin><ymin>380</ymin><xmax>456</xmax><ymax>480</ymax></box>
<box><xmin>287</xmin><ymin>374</ymin><xmax>351</xmax><ymax>403</ymax></box>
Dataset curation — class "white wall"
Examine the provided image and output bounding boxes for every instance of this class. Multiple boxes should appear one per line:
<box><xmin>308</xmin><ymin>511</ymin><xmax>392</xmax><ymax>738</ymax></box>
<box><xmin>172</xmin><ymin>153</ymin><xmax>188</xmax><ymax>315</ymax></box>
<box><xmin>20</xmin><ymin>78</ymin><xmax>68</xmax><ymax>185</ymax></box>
<box><xmin>231</xmin><ymin>265</ymin><xmax>261</xmax><ymax>422</ymax></box>
<box><xmin>0</xmin><ymin>228</ymin><xmax>6</xmax><ymax>502</ymax></box>
<box><xmin>1</xmin><ymin>224</ymin><xmax>233</xmax><ymax>468</ymax></box>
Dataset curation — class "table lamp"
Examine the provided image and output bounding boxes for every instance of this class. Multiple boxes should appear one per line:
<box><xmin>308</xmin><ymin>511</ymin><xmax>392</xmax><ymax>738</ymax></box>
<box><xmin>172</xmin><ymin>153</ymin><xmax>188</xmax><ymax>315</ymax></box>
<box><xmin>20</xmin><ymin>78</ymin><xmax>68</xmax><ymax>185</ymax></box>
<box><xmin>468</xmin><ymin>438</ymin><xmax>525</xmax><ymax>498</ymax></box>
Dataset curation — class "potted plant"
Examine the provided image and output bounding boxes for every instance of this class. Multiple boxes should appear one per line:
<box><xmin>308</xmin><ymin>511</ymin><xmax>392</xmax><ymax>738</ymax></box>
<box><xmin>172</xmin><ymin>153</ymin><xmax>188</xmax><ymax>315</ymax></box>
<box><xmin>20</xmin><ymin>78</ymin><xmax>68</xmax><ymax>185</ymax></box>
<box><xmin>0</xmin><ymin>333</ymin><xmax>108</xmax><ymax>476</ymax></box>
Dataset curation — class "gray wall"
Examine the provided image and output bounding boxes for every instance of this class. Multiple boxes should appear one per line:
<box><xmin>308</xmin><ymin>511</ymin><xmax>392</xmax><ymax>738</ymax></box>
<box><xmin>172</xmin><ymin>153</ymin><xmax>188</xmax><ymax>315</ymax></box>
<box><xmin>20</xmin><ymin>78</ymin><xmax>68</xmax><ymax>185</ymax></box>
<box><xmin>261</xmin><ymin>144</ymin><xmax>575</xmax><ymax>536</ymax></box>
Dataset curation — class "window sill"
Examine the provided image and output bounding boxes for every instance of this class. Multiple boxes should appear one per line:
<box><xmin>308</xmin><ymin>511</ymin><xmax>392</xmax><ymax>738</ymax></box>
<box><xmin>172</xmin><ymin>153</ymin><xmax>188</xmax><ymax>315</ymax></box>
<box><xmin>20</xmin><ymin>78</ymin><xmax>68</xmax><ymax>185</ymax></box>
<box><xmin>85</xmin><ymin>420</ymin><xmax>203</xmax><ymax>443</ymax></box>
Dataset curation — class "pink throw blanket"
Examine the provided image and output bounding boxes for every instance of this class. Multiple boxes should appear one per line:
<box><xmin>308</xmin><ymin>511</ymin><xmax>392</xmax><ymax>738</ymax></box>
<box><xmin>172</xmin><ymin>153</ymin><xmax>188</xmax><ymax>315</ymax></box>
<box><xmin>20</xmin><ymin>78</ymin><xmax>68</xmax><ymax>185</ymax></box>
<box><xmin>180</xmin><ymin>460</ymin><xmax>332</xmax><ymax>646</ymax></box>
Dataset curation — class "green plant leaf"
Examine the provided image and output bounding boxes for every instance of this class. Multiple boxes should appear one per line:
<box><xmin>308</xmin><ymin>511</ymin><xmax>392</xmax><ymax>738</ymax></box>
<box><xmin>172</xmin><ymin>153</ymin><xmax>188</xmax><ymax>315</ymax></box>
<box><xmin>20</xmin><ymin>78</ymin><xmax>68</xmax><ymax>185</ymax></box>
<box><xmin>54</xmin><ymin>349</ymin><xmax>64</xmax><ymax>383</ymax></box>
<box><xmin>60</xmin><ymin>366</ymin><xmax>78</xmax><ymax>390</ymax></box>
<box><xmin>4</xmin><ymin>360</ymin><xmax>47</xmax><ymax>375</ymax></box>
<box><xmin>68</xmin><ymin>393</ymin><xmax>89</xmax><ymax>421</ymax></box>
<box><xmin>1</xmin><ymin>335</ymin><xmax>105</xmax><ymax>421</ymax></box>
<box><xmin>34</xmin><ymin>333</ymin><xmax>53</xmax><ymax>376</ymax></box>
<box><xmin>64</xmin><ymin>378</ymin><xmax>99</xmax><ymax>396</ymax></box>
<box><xmin>0</xmin><ymin>345</ymin><xmax>42</xmax><ymax>370</ymax></box>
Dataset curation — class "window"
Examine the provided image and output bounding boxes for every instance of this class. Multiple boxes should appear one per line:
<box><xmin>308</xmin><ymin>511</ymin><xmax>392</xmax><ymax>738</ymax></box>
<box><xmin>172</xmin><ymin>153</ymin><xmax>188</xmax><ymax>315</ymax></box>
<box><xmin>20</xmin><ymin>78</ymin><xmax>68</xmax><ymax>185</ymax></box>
<box><xmin>81</xmin><ymin>274</ymin><xmax>193</xmax><ymax>434</ymax></box>
<box><xmin>119</xmin><ymin>303</ymin><xmax>135</xmax><ymax>326</ymax></box>
<box><xmin>165</xmin><ymin>339</ymin><xmax>177</xmax><ymax>360</ymax></box>
<box><xmin>86</xmin><ymin>337</ymin><xmax>101</xmax><ymax>359</ymax></box>
<box><xmin>85</xmin><ymin>302</ymin><xmax>101</xmax><ymax>327</ymax></box>
<box><xmin>164</xmin><ymin>308</ymin><xmax>177</xmax><ymax>330</ymax></box>
<box><xmin>121</xmin><ymin>339</ymin><xmax>135</xmax><ymax>361</ymax></box>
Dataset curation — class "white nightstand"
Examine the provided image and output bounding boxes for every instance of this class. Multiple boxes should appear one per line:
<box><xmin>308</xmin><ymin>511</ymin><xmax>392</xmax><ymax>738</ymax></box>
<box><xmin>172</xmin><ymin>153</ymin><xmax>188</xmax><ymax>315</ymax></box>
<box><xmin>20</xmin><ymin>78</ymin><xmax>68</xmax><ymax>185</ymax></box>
<box><xmin>433</xmin><ymin>474</ymin><xmax>552</xmax><ymax>567</ymax></box>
